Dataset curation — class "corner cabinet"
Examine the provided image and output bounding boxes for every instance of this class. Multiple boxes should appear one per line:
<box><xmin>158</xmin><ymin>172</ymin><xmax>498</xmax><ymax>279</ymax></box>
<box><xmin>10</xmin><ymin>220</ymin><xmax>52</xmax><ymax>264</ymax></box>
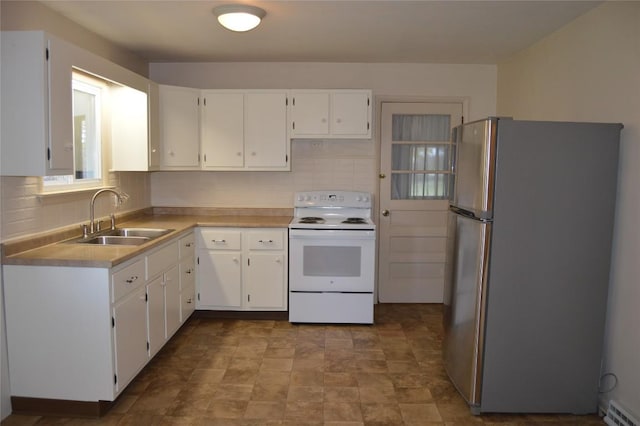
<box><xmin>2</xmin><ymin>230</ymin><xmax>196</xmax><ymax>404</ymax></box>
<box><xmin>158</xmin><ymin>86</ymin><xmax>290</xmax><ymax>171</ymax></box>
<box><xmin>1</xmin><ymin>31</ymin><xmax>74</xmax><ymax>176</ymax></box>
<box><xmin>196</xmin><ymin>227</ymin><xmax>288</xmax><ymax>311</ymax></box>
<box><xmin>290</xmin><ymin>89</ymin><xmax>372</xmax><ymax>139</ymax></box>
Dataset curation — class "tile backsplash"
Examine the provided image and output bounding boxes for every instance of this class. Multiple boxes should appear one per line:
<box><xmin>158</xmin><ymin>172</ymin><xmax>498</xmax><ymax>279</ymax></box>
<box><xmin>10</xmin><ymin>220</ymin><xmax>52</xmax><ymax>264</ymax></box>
<box><xmin>0</xmin><ymin>172</ymin><xmax>150</xmax><ymax>242</ymax></box>
<box><xmin>1</xmin><ymin>139</ymin><xmax>376</xmax><ymax>242</ymax></box>
<box><xmin>151</xmin><ymin>139</ymin><xmax>377</xmax><ymax>207</ymax></box>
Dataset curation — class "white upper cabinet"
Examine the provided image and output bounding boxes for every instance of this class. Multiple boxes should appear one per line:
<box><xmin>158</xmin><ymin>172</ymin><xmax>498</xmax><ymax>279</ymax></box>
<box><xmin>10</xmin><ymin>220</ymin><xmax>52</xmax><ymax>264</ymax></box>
<box><xmin>291</xmin><ymin>89</ymin><xmax>372</xmax><ymax>139</ymax></box>
<box><xmin>1</xmin><ymin>31</ymin><xmax>74</xmax><ymax>176</ymax></box>
<box><xmin>110</xmin><ymin>84</ymin><xmax>149</xmax><ymax>171</ymax></box>
<box><xmin>245</xmin><ymin>92</ymin><xmax>289</xmax><ymax>170</ymax></box>
<box><xmin>163</xmin><ymin>87</ymin><xmax>290</xmax><ymax>171</ymax></box>
<box><xmin>1</xmin><ymin>31</ymin><xmax>154</xmax><ymax>176</ymax></box>
<box><xmin>159</xmin><ymin>85</ymin><xmax>201</xmax><ymax>169</ymax></box>
<box><xmin>201</xmin><ymin>91</ymin><xmax>244</xmax><ymax>169</ymax></box>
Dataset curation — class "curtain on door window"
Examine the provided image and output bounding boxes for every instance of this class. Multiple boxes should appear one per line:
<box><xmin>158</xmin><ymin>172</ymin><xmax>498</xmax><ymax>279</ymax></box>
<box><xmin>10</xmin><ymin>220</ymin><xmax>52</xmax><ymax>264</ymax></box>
<box><xmin>391</xmin><ymin>114</ymin><xmax>452</xmax><ymax>200</ymax></box>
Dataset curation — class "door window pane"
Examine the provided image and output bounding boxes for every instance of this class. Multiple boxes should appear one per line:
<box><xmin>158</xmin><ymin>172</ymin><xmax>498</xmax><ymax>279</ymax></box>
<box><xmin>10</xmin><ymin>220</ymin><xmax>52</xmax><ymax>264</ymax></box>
<box><xmin>391</xmin><ymin>113</ymin><xmax>454</xmax><ymax>200</ymax></box>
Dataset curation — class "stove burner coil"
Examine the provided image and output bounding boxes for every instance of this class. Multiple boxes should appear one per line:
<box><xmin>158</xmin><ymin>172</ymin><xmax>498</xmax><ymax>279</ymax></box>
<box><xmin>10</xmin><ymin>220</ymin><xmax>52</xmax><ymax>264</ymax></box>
<box><xmin>299</xmin><ymin>217</ymin><xmax>325</xmax><ymax>224</ymax></box>
<box><xmin>342</xmin><ymin>217</ymin><xmax>367</xmax><ymax>224</ymax></box>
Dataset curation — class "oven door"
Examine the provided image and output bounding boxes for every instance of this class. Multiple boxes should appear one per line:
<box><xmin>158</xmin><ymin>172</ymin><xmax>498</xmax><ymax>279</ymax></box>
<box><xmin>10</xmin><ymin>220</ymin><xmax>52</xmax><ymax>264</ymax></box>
<box><xmin>289</xmin><ymin>229</ymin><xmax>375</xmax><ymax>292</ymax></box>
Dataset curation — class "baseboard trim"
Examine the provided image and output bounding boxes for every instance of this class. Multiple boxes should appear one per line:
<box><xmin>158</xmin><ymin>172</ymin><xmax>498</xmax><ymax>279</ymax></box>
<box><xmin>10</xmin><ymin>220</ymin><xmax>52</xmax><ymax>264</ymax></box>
<box><xmin>192</xmin><ymin>309</ymin><xmax>288</xmax><ymax>320</ymax></box>
<box><xmin>10</xmin><ymin>396</ymin><xmax>113</xmax><ymax>418</ymax></box>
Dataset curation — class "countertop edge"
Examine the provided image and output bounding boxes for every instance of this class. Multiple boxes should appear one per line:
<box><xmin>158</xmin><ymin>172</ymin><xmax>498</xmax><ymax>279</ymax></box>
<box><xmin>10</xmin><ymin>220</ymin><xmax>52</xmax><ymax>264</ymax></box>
<box><xmin>2</xmin><ymin>212</ymin><xmax>292</xmax><ymax>268</ymax></box>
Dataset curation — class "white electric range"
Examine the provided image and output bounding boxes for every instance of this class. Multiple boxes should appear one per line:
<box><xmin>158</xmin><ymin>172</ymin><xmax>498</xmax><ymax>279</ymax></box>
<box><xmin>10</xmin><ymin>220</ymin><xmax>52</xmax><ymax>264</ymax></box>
<box><xmin>288</xmin><ymin>190</ymin><xmax>376</xmax><ymax>324</ymax></box>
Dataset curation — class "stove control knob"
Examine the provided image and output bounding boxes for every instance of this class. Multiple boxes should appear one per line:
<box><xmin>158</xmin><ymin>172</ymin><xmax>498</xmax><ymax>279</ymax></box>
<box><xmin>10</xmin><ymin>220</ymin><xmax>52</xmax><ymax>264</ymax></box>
<box><xmin>363</xmin><ymin>196</ymin><xmax>370</xmax><ymax>202</ymax></box>
<box><xmin>297</xmin><ymin>195</ymin><xmax>304</xmax><ymax>201</ymax></box>
<box><xmin>356</xmin><ymin>196</ymin><xmax>361</xmax><ymax>201</ymax></box>
<box><xmin>305</xmin><ymin>196</ymin><xmax>311</xmax><ymax>201</ymax></box>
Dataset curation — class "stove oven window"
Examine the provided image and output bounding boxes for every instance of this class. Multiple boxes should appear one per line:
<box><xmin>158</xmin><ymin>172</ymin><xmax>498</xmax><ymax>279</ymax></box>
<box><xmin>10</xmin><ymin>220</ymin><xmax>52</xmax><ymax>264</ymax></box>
<box><xmin>303</xmin><ymin>246</ymin><xmax>361</xmax><ymax>277</ymax></box>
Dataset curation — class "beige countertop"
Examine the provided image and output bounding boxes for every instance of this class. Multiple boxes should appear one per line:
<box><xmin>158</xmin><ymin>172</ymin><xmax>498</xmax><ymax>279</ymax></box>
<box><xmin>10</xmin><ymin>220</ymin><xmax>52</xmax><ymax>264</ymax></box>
<box><xmin>2</xmin><ymin>211</ymin><xmax>292</xmax><ymax>269</ymax></box>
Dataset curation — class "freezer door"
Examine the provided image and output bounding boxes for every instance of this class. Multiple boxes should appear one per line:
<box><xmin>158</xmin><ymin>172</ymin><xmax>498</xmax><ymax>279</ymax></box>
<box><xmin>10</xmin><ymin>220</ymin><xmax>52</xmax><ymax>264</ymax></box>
<box><xmin>452</xmin><ymin>118</ymin><xmax>499</xmax><ymax>220</ymax></box>
<box><xmin>443</xmin><ymin>211</ymin><xmax>492</xmax><ymax>407</ymax></box>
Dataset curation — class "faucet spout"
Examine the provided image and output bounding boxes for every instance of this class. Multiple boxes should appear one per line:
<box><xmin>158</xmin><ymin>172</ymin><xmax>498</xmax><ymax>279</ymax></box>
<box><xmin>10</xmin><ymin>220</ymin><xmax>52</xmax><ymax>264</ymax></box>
<box><xmin>89</xmin><ymin>189</ymin><xmax>125</xmax><ymax>234</ymax></box>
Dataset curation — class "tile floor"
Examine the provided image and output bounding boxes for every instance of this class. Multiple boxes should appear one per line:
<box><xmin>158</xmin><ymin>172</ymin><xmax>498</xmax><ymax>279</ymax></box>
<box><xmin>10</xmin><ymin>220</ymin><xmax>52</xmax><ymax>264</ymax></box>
<box><xmin>2</xmin><ymin>304</ymin><xmax>604</xmax><ymax>425</ymax></box>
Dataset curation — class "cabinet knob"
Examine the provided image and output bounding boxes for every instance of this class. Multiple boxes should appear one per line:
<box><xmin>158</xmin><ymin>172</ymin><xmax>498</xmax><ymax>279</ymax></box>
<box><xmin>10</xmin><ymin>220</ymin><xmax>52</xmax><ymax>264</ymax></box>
<box><xmin>321</xmin><ymin>118</ymin><xmax>327</xmax><ymax>123</ymax></box>
<box><xmin>336</xmin><ymin>118</ymin><xmax>342</xmax><ymax>123</ymax></box>
<box><xmin>168</xmin><ymin>150</ymin><xmax>175</xmax><ymax>156</ymax></box>
<box><xmin>251</xmin><ymin>152</ymin><xmax>256</xmax><ymax>156</ymax></box>
<box><xmin>186</xmin><ymin>269</ymin><xmax>193</xmax><ymax>274</ymax></box>
<box><xmin>185</xmin><ymin>242</ymin><xmax>193</xmax><ymax>247</ymax></box>
<box><xmin>237</xmin><ymin>152</ymin><xmax>242</xmax><ymax>156</ymax></box>
<box><xmin>233</xmin><ymin>257</ymin><xmax>239</xmax><ymax>263</ymax></box>
<box><xmin>186</xmin><ymin>298</ymin><xmax>192</xmax><ymax>304</ymax></box>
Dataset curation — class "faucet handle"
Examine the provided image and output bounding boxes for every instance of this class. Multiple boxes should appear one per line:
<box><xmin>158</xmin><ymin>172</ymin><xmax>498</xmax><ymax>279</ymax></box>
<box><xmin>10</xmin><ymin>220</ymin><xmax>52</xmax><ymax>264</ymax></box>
<box><xmin>110</xmin><ymin>214</ymin><xmax>116</xmax><ymax>230</ymax></box>
<box><xmin>95</xmin><ymin>220</ymin><xmax>102</xmax><ymax>232</ymax></box>
<box><xmin>81</xmin><ymin>224</ymin><xmax>89</xmax><ymax>238</ymax></box>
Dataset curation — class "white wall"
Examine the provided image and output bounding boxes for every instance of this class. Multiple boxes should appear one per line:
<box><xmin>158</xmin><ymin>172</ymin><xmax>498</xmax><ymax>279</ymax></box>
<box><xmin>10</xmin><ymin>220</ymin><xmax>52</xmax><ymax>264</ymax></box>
<box><xmin>149</xmin><ymin>62</ymin><xmax>497</xmax><ymax>207</ymax></box>
<box><xmin>497</xmin><ymin>1</ymin><xmax>640</xmax><ymax>417</ymax></box>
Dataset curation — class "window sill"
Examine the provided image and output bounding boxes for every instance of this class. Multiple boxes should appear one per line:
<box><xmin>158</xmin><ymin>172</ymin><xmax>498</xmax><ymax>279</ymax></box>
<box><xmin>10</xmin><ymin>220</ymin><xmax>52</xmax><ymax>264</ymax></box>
<box><xmin>36</xmin><ymin>186</ymin><xmax>115</xmax><ymax>201</ymax></box>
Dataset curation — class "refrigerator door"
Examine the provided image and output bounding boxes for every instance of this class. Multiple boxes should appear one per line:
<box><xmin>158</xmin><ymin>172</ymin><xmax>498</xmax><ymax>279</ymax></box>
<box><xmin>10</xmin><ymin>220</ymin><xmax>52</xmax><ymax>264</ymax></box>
<box><xmin>451</xmin><ymin>118</ymin><xmax>499</xmax><ymax>220</ymax></box>
<box><xmin>443</xmin><ymin>211</ymin><xmax>492</xmax><ymax>408</ymax></box>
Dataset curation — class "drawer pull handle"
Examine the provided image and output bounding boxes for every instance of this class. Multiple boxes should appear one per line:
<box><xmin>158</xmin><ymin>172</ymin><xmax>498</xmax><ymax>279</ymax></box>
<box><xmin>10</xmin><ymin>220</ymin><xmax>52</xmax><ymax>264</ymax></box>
<box><xmin>185</xmin><ymin>243</ymin><xmax>193</xmax><ymax>247</ymax></box>
<box><xmin>258</xmin><ymin>239</ymin><xmax>274</xmax><ymax>243</ymax></box>
<box><xmin>186</xmin><ymin>298</ymin><xmax>193</xmax><ymax>304</ymax></box>
<box><xmin>186</xmin><ymin>269</ymin><xmax>193</xmax><ymax>274</ymax></box>
<box><xmin>125</xmin><ymin>276</ymin><xmax>138</xmax><ymax>284</ymax></box>
<box><xmin>212</xmin><ymin>239</ymin><xmax>226</xmax><ymax>243</ymax></box>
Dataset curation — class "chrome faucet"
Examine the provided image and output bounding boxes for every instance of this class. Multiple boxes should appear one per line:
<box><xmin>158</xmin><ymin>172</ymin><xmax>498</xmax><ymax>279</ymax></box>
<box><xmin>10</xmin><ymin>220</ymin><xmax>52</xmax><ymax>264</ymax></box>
<box><xmin>89</xmin><ymin>188</ymin><xmax>126</xmax><ymax>234</ymax></box>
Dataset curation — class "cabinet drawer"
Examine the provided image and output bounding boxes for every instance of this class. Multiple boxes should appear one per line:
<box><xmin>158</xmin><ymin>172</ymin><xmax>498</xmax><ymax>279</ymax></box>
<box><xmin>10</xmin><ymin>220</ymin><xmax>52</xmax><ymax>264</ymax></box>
<box><xmin>179</xmin><ymin>232</ymin><xmax>195</xmax><ymax>259</ymax></box>
<box><xmin>247</xmin><ymin>231</ymin><xmax>285</xmax><ymax>250</ymax></box>
<box><xmin>198</xmin><ymin>229</ymin><xmax>241</xmax><ymax>250</ymax></box>
<box><xmin>112</xmin><ymin>259</ymin><xmax>146</xmax><ymax>301</ymax></box>
<box><xmin>180</xmin><ymin>256</ymin><xmax>196</xmax><ymax>290</ymax></box>
<box><xmin>147</xmin><ymin>241</ymin><xmax>179</xmax><ymax>280</ymax></box>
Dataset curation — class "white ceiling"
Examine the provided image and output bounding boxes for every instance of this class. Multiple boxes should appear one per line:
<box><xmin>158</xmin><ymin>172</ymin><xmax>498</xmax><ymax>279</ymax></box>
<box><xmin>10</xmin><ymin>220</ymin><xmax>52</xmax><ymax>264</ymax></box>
<box><xmin>39</xmin><ymin>0</ymin><xmax>601</xmax><ymax>64</ymax></box>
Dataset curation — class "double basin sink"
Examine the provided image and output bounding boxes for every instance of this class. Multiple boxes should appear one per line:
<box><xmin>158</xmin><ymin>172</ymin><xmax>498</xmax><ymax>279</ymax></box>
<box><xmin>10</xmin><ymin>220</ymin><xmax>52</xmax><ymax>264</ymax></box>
<box><xmin>68</xmin><ymin>228</ymin><xmax>174</xmax><ymax>246</ymax></box>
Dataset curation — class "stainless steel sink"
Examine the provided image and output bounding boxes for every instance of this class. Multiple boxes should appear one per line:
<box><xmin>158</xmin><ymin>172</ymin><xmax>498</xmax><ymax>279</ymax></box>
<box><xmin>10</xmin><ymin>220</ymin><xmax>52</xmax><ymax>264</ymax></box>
<box><xmin>67</xmin><ymin>228</ymin><xmax>174</xmax><ymax>246</ymax></box>
<box><xmin>84</xmin><ymin>235</ymin><xmax>151</xmax><ymax>246</ymax></box>
<box><xmin>105</xmin><ymin>228</ymin><xmax>174</xmax><ymax>239</ymax></box>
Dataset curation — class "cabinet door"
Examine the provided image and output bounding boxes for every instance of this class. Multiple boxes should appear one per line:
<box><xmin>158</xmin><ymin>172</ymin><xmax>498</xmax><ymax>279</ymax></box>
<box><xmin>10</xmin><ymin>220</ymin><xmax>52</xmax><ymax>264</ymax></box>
<box><xmin>110</xmin><ymin>84</ymin><xmax>149</xmax><ymax>171</ymax></box>
<box><xmin>201</xmin><ymin>91</ymin><xmax>244</xmax><ymax>169</ymax></box>
<box><xmin>165</xmin><ymin>265</ymin><xmax>181</xmax><ymax>338</ymax></box>
<box><xmin>1</xmin><ymin>32</ymin><xmax>73</xmax><ymax>176</ymax></box>
<box><xmin>245</xmin><ymin>253</ymin><xmax>286</xmax><ymax>310</ymax></box>
<box><xmin>245</xmin><ymin>92</ymin><xmax>289</xmax><ymax>169</ymax></box>
<box><xmin>147</xmin><ymin>81</ymin><xmax>161</xmax><ymax>169</ymax></box>
<box><xmin>197</xmin><ymin>251</ymin><xmax>242</xmax><ymax>308</ymax></box>
<box><xmin>291</xmin><ymin>92</ymin><xmax>330</xmax><ymax>136</ymax></box>
<box><xmin>331</xmin><ymin>91</ymin><xmax>371</xmax><ymax>137</ymax></box>
<box><xmin>113</xmin><ymin>287</ymin><xmax>148</xmax><ymax>392</ymax></box>
<box><xmin>159</xmin><ymin>85</ymin><xmax>200</xmax><ymax>168</ymax></box>
<box><xmin>181</xmin><ymin>282</ymin><xmax>196</xmax><ymax>322</ymax></box>
<box><xmin>146</xmin><ymin>276</ymin><xmax>165</xmax><ymax>357</ymax></box>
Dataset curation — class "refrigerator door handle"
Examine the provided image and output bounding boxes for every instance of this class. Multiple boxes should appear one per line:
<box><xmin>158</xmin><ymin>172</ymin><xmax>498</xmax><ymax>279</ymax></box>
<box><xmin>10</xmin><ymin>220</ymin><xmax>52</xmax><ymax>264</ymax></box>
<box><xmin>450</xmin><ymin>205</ymin><xmax>493</xmax><ymax>223</ymax></box>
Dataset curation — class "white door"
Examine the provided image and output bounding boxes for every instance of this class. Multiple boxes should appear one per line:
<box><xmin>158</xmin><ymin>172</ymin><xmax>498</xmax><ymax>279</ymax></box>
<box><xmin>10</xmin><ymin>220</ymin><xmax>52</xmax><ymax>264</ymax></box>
<box><xmin>245</xmin><ymin>253</ymin><xmax>285</xmax><ymax>309</ymax></box>
<box><xmin>164</xmin><ymin>265</ymin><xmax>181</xmax><ymax>337</ymax></box>
<box><xmin>159</xmin><ymin>85</ymin><xmax>200</xmax><ymax>168</ymax></box>
<box><xmin>201</xmin><ymin>91</ymin><xmax>244</xmax><ymax>169</ymax></box>
<box><xmin>378</xmin><ymin>102</ymin><xmax>463</xmax><ymax>303</ymax></box>
<box><xmin>113</xmin><ymin>287</ymin><xmax>148</xmax><ymax>391</ymax></box>
<box><xmin>197</xmin><ymin>251</ymin><xmax>242</xmax><ymax>308</ymax></box>
<box><xmin>146</xmin><ymin>276</ymin><xmax>165</xmax><ymax>356</ymax></box>
<box><xmin>245</xmin><ymin>92</ymin><xmax>288</xmax><ymax>169</ymax></box>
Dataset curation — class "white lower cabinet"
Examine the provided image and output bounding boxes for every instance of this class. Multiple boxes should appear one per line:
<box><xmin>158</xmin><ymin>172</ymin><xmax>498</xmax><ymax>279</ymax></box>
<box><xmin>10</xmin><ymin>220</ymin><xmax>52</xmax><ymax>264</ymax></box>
<box><xmin>2</xmin><ymin>230</ymin><xmax>196</xmax><ymax>403</ymax></box>
<box><xmin>196</xmin><ymin>227</ymin><xmax>288</xmax><ymax>311</ymax></box>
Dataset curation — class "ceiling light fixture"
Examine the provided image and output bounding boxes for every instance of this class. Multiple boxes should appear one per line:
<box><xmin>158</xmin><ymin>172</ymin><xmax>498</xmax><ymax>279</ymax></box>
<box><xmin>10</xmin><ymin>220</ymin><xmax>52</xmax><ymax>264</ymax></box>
<box><xmin>213</xmin><ymin>4</ymin><xmax>266</xmax><ymax>32</ymax></box>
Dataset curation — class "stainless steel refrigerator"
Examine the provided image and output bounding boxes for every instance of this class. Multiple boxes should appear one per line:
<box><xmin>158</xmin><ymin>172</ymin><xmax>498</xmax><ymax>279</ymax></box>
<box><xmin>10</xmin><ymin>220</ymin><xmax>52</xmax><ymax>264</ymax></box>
<box><xmin>443</xmin><ymin>117</ymin><xmax>622</xmax><ymax>414</ymax></box>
